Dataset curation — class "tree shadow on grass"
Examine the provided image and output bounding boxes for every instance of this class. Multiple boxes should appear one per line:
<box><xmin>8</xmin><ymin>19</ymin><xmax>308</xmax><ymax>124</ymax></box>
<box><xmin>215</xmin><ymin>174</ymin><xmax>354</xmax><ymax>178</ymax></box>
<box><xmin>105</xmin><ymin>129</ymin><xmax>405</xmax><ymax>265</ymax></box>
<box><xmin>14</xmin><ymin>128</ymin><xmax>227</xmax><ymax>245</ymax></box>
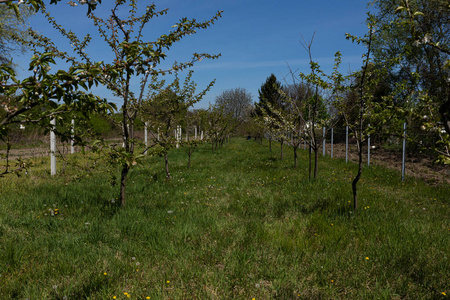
<box><xmin>295</xmin><ymin>196</ymin><xmax>353</xmax><ymax>218</ymax></box>
<box><xmin>297</xmin><ymin>197</ymin><xmax>331</xmax><ymax>215</ymax></box>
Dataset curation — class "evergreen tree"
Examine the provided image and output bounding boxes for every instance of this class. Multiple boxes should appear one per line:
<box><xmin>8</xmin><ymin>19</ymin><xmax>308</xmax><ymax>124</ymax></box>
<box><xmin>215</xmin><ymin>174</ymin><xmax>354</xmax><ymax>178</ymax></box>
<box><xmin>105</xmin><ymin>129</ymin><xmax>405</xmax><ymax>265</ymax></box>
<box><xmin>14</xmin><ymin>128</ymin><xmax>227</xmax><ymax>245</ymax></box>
<box><xmin>255</xmin><ymin>74</ymin><xmax>283</xmax><ymax>117</ymax></box>
<box><xmin>254</xmin><ymin>74</ymin><xmax>284</xmax><ymax>151</ymax></box>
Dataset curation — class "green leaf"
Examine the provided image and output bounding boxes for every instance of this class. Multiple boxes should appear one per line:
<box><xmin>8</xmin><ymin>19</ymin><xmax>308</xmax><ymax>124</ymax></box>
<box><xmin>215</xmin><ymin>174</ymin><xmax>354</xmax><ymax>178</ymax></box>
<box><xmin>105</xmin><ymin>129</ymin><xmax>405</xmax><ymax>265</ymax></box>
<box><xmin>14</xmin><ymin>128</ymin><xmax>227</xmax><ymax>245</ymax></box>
<box><xmin>12</xmin><ymin>3</ymin><xmax>20</xmax><ymax>17</ymax></box>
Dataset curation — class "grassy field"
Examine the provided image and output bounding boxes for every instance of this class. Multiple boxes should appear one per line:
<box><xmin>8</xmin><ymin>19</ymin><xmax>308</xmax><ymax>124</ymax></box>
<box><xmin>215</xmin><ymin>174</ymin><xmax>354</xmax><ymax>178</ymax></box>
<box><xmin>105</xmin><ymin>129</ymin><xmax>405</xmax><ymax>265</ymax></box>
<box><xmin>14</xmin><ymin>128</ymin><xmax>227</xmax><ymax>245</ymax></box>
<box><xmin>0</xmin><ymin>138</ymin><xmax>449</xmax><ymax>299</ymax></box>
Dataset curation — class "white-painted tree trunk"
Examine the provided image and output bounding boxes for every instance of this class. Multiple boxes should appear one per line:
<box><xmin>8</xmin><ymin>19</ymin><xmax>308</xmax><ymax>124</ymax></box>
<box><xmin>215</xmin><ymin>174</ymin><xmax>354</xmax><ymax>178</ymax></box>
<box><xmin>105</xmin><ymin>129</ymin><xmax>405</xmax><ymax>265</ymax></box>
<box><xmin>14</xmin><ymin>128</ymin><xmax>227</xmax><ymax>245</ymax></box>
<box><xmin>71</xmin><ymin>119</ymin><xmax>75</xmax><ymax>154</ymax></box>
<box><xmin>322</xmin><ymin>127</ymin><xmax>326</xmax><ymax>156</ymax></box>
<box><xmin>367</xmin><ymin>124</ymin><xmax>371</xmax><ymax>166</ymax></box>
<box><xmin>144</xmin><ymin>121</ymin><xmax>148</xmax><ymax>155</ymax></box>
<box><xmin>331</xmin><ymin>128</ymin><xmax>334</xmax><ymax>158</ymax></box>
<box><xmin>176</xmin><ymin>125</ymin><xmax>181</xmax><ymax>148</ymax></box>
<box><xmin>402</xmin><ymin>123</ymin><xmax>406</xmax><ymax>182</ymax></box>
<box><xmin>345</xmin><ymin>125</ymin><xmax>349</xmax><ymax>163</ymax></box>
<box><xmin>50</xmin><ymin>118</ymin><xmax>56</xmax><ymax>176</ymax></box>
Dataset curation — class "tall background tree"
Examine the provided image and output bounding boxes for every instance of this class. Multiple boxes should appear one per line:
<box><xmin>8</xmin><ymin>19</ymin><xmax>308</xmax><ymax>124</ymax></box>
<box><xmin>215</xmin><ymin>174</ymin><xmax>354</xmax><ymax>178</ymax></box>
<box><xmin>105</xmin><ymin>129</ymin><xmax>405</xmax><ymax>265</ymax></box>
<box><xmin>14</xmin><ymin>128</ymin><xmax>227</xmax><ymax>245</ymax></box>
<box><xmin>255</xmin><ymin>74</ymin><xmax>284</xmax><ymax>151</ymax></box>
<box><xmin>0</xmin><ymin>4</ymin><xmax>33</xmax><ymax>65</ymax></box>
<box><xmin>215</xmin><ymin>87</ymin><xmax>253</xmax><ymax>136</ymax></box>
<box><xmin>370</xmin><ymin>0</ymin><xmax>450</xmax><ymax>162</ymax></box>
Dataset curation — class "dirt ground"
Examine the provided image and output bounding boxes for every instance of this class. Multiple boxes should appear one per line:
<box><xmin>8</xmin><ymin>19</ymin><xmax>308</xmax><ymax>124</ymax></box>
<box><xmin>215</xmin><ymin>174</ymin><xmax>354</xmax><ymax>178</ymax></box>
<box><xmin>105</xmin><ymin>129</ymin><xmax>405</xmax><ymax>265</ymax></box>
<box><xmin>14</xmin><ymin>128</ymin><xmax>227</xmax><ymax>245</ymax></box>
<box><xmin>0</xmin><ymin>144</ymin><xmax>79</xmax><ymax>160</ymax></box>
<box><xmin>2</xmin><ymin>140</ymin><xmax>449</xmax><ymax>185</ymax></box>
<box><xmin>327</xmin><ymin>142</ymin><xmax>450</xmax><ymax>185</ymax></box>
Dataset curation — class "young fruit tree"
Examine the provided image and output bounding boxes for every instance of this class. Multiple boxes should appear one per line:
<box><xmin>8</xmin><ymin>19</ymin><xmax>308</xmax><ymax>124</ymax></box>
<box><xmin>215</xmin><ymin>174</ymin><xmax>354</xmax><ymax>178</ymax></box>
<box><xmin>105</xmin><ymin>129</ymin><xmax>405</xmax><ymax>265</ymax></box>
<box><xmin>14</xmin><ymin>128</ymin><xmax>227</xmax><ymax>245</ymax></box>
<box><xmin>180</xmin><ymin>110</ymin><xmax>204</xmax><ymax>169</ymax></box>
<box><xmin>141</xmin><ymin>71</ymin><xmax>214</xmax><ymax>179</ymax></box>
<box><xmin>290</xmin><ymin>34</ymin><xmax>337</xmax><ymax>179</ymax></box>
<box><xmin>39</xmin><ymin>1</ymin><xmax>221</xmax><ymax>205</ymax></box>
<box><xmin>344</xmin><ymin>16</ymin><xmax>378</xmax><ymax>211</ymax></box>
<box><xmin>201</xmin><ymin>104</ymin><xmax>234</xmax><ymax>152</ymax></box>
<box><xmin>0</xmin><ymin>1</ymin><xmax>112</xmax><ymax>177</ymax></box>
<box><xmin>371</xmin><ymin>0</ymin><xmax>450</xmax><ymax>163</ymax></box>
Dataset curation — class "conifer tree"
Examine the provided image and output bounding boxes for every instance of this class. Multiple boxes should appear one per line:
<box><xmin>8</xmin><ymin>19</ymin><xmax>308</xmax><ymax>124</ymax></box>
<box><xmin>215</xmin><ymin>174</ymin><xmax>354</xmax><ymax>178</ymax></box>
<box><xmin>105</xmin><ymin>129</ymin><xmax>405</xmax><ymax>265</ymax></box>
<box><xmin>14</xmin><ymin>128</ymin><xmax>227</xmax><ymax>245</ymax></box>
<box><xmin>255</xmin><ymin>74</ymin><xmax>284</xmax><ymax>151</ymax></box>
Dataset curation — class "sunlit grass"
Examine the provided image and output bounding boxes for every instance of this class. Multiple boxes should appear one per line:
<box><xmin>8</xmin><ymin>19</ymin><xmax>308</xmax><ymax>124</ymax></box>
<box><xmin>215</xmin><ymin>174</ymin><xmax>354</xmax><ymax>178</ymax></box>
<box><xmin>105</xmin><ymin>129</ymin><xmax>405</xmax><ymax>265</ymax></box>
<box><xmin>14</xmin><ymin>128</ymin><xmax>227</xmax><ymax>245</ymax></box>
<box><xmin>0</xmin><ymin>138</ymin><xmax>449</xmax><ymax>299</ymax></box>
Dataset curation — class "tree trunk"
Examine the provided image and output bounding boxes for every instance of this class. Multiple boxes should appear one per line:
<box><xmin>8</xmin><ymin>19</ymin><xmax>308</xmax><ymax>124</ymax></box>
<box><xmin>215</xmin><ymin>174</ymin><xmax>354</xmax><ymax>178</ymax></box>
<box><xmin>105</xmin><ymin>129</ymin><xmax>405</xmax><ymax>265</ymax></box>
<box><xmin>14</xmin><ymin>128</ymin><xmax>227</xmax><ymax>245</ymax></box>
<box><xmin>188</xmin><ymin>148</ymin><xmax>192</xmax><ymax>169</ymax></box>
<box><xmin>130</xmin><ymin>120</ymin><xmax>135</xmax><ymax>153</ymax></box>
<box><xmin>308</xmin><ymin>143</ymin><xmax>312</xmax><ymax>180</ymax></box>
<box><xmin>439</xmin><ymin>95</ymin><xmax>450</xmax><ymax>135</ymax></box>
<box><xmin>119</xmin><ymin>163</ymin><xmax>130</xmax><ymax>206</ymax></box>
<box><xmin>280</xmin><ymin>141</ymin><xmax>283</xmax><ymax>159</ymax></box>
<box><xmin>293</xmin><ymin>146</ymin><xmax>297</xmax><ymax>168</ymax></box>
<box><xmin>352</xmin><ymin>137</ymin><xmax>363</xmax><ymax>211</ymax></box>
<box><xmin>314</xmin><ymin>147</ymin><xmax>318</xmax><ymax>179</ymax></box>
<box><xmin>164</xmin><ymin>152</ymin><xmax>171</xmax><ymax>180</ymax></box>
<box><xmin>269</xmin><ymin>139</ymin><xmax>272</xmax><ymax>151</ymax></box>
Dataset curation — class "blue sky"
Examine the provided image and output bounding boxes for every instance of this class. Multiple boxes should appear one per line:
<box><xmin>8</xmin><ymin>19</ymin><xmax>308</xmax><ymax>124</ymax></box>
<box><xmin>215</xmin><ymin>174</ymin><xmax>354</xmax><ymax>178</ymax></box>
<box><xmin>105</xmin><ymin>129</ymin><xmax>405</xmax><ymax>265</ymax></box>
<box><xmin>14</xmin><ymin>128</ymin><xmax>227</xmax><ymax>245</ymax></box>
<box><xmin>17</xmin><ymin>0</ymin><xmax>373</xmax><ymax>109</ymax></box>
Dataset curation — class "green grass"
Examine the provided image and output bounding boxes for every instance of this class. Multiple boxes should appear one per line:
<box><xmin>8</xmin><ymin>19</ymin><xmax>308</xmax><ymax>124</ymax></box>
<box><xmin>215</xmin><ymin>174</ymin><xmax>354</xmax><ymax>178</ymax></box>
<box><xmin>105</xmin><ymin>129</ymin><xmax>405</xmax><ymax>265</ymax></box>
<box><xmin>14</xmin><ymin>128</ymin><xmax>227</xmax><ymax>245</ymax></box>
<box><xmin>0</xmin><ymin>138</ymin><xmax>449</xmax><ymax>299</ymax></box>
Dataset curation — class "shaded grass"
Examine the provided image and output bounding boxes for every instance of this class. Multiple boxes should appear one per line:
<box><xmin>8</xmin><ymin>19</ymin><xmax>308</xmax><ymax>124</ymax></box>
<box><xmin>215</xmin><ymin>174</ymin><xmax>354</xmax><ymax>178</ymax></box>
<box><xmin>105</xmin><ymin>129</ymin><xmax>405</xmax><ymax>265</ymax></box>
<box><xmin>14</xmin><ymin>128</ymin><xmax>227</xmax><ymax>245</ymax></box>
<box><xmin>0</xmin><ymin>138</ymin><xmax>449</xmax><ymax>299</ymax></box>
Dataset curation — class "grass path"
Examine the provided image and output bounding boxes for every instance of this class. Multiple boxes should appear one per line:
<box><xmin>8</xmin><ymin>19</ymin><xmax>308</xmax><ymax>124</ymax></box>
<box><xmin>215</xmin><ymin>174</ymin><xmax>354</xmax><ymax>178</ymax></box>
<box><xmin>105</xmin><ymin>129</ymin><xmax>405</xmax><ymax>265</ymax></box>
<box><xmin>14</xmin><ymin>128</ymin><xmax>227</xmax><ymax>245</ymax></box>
<box><xmin>0</xmin><ymin>138</ymin><xmax>449</xmax><ymax>299</ymax></box>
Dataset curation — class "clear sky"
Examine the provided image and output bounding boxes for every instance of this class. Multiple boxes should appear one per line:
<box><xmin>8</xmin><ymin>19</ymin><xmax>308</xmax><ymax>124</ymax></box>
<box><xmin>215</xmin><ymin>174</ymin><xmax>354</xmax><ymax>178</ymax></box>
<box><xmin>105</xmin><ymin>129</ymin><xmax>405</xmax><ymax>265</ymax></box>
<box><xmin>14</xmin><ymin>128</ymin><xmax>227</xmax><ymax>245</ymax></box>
<box><xmin>16</xmin><ymin>0</ymin><xmax>373</xmax><ymax>110</ymax></box>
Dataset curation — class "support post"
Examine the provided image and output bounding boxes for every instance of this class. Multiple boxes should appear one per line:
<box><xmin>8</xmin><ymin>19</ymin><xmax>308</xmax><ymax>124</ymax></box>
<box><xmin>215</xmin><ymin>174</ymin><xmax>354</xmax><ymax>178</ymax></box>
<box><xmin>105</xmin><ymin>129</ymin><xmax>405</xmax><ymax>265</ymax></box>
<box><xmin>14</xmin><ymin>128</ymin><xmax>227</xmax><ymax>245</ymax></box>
<box><xmin>402</xmin><ymin>122</ymin><xmax>406</xmax><ymax>182</ymax></box>
<box><xmin>367</xmin><ymin>124</ymin><xmax>370</xmax><ymax>166</ymax></box>
<box><xmin>50</xmin><ymin>118</ymin><xmax>56</xmax><ymax>176</ymax></box>
<box><xmin>144</xmin><ymin>121</ymin><xmax>148</xmax><ymax>155</ymax></box>
<box><xmin>176</xmin><ymin>125</ymin><xmax>181</xmax><ymax>148</ymax></box>
<box><xmin>322</xmin><ymin>127</ymin><xmax>326</xmax><ymax>156</ymax></box>
<box><xmin>345</xmin><ymin>125</ymin><xmax>349</xmax><ymax>163</ymax></box>
<box><xmin>71</xmin><ymin>119</ymin><xmax>74</xmax><ymax>154</ymax></box>
<box><xmin>331</xmin><ymin>128</ymin><xmax>334</xmax><ymax>158</ymax></box>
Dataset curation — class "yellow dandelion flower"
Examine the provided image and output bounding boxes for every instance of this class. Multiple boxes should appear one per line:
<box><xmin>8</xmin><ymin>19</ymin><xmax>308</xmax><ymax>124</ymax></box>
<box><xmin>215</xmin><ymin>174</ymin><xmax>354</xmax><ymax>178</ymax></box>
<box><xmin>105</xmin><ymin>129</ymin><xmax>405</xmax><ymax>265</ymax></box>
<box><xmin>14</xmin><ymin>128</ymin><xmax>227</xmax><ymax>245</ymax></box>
<box><xmin>104</xmin><ymin>272</ymin><xmax>107</xmax><ymax>275</ymax></box>
<box><xmin>146</xmin><ymin>297</ymin><xmax>151</xmax><ymax>299</ymax></box>
<box><xmin>167</xmin><ymin>280</ymin><xmax>170</xmax><ymax>283</ymax></box>
<box><xmin>365</xmin><ymin>257</ymin><xmax>369</xmax><ymax>260</ymax></box>
<box><xmin>113</xmin><ymin>297</ymin><xmax>116</xmax><ymax>299</ymax></box>
<box><xmin>441</xmin><ymin>292</ymin><xmax>446</xmax><ymax>296</ymax></box>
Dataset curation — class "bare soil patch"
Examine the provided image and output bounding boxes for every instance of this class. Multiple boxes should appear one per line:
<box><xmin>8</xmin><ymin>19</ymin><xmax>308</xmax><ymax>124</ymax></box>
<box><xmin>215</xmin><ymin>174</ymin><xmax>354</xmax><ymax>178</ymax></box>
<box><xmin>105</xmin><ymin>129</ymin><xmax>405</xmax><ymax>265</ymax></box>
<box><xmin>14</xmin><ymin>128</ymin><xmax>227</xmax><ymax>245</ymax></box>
<box><xmin>328</xmin><ymin>142</ymin><xmax>450</xmax><ymax>185</ymax></box>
